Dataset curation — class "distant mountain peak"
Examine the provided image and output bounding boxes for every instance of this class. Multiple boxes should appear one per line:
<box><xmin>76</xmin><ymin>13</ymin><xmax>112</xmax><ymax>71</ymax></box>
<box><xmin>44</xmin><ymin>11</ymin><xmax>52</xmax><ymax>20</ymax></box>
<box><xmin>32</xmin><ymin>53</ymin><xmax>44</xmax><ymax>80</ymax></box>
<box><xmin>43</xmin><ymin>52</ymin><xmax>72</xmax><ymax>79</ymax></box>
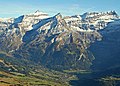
<box><xmin>53</xmin><ymin>13</ymin><xmax>62</xmax><ymax>20</ymax></box>
<box><xmin>35</xmin><ymin>10</ymin><xmax>40</xmax><ymax>13</ymax></box>
<box><xmin>33</xmin><ymin>10</ymin><xmax>48</xmax><ymax>15</ymax></box>
<box><xmin>82</xmin><ymin>11</ymin><xmax>118</xmax><ymax>18</ymax></box>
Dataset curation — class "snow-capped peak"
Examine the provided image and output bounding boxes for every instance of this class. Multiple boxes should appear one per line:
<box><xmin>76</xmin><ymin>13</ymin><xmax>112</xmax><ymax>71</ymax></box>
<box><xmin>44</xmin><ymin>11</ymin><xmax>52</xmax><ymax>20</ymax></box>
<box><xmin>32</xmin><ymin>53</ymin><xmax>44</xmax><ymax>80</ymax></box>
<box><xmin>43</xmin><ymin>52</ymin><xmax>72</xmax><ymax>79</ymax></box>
<box><xmin>33</xmin><ymin>10</ymin><xmax>48</xmax><ymax>16</ymax></box>
<box><xmin>0</xmin><ymin>11</ymin><xmax>120</xmax><ymax>35</ymax></box>
<box><xmin>64</xmin><ymin>11</ymin><xmax>120</xmax><ymax>31</ymax></box>
<box><xmin>53</xmin><ymin>13</ymin><xmax>62</xmax><ymax>20</ymax></box>
<box><xmin>81</xmin><ymin>11</ymin><xmax>119</xmax><ymax>19</ymax></box>
<box><xmin>10</xmin><ymin>11</ymin><xmax>50</xmax><ymax>31</ymax></box>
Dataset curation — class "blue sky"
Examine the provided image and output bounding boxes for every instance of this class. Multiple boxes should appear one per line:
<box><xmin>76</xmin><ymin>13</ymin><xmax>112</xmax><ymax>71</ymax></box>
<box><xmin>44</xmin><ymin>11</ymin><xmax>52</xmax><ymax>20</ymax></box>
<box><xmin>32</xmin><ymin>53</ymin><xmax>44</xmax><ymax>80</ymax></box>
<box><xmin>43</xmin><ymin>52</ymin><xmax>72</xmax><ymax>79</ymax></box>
<box><xmin>0</xmin><ymin>0</ymin><xmax>120</xmax><ymax>18</ymax></box>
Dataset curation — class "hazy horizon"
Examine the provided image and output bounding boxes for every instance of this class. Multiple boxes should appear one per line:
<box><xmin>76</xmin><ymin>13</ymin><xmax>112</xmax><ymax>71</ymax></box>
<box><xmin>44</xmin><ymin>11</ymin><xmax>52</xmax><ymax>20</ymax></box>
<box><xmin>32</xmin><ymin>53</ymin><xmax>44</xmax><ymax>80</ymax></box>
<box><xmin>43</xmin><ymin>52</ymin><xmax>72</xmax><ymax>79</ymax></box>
<box><xmin>0</xmin><ymin>0</ymin><xmax>120</xmax><ymax>18</ymax></box>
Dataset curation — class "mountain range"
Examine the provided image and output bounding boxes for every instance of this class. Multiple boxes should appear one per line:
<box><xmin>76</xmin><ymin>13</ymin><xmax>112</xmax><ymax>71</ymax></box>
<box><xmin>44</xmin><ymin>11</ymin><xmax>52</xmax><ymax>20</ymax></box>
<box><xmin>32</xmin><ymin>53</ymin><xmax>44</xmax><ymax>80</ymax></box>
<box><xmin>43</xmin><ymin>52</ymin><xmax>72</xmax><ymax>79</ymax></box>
<box><xmin>0</xmin><ymin>10</ymin><xmax>120</xmax><ymax>86</ymax></box>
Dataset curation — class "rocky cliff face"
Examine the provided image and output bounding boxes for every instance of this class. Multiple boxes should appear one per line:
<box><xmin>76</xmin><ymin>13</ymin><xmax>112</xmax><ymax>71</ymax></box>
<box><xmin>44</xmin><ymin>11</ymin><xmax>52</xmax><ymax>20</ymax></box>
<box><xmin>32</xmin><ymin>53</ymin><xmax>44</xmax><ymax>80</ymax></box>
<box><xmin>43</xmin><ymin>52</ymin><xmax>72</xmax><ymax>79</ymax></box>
<box><xmin>0</xmin><ymin>11</ymin><xmax>119</xmax><ymax>70</ymax></box>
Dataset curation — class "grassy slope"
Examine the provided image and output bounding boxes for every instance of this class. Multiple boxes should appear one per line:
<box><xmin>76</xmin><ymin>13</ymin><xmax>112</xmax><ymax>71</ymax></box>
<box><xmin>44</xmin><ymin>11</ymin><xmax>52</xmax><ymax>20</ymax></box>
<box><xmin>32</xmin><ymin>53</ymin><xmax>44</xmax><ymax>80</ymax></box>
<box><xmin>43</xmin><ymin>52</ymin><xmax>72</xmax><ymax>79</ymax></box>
<box><xmin>0</xmin><ymin>51</ymin><xmax>77</xmax><ymax>86</ymax></box>
<box><xmin>0</xmin><ymin>70</ymin><xmax>75</xmax><ymax>86</ymax></box>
